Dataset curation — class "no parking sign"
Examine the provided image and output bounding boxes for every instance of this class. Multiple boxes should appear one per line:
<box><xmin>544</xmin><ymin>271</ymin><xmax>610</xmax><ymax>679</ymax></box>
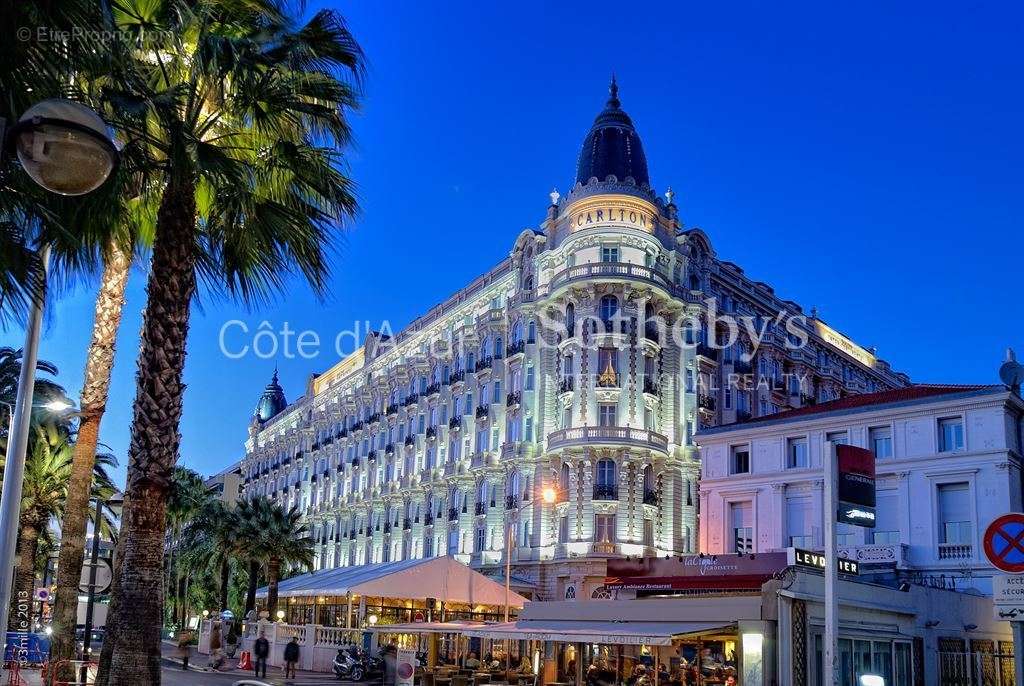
<box><xmin>984</xmin><ymin>513</ymin><xmax>1024</xmax><ymax>574</ymax></box>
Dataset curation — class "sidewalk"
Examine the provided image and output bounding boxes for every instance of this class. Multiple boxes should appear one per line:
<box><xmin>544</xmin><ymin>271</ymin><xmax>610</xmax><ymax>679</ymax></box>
<box><xmin>160</xmin><ymin>640</ymin><xmax>330</xmax><ymax>681</ymax></box>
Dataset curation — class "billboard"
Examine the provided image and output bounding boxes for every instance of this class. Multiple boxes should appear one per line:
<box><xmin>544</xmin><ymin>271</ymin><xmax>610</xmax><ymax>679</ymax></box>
<box><xmin>605</xmin><ymin>553</ymin><xmax>788</xmax><ymax>591</ymax></box>
<box><xmin>837</xmin><ymin>444</ymin><xmax>876</xmax><ymax>528</ymax></box>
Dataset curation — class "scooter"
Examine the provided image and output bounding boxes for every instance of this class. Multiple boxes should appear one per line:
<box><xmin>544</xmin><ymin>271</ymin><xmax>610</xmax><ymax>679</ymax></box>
<box><xmin>333</xmin><ymin>646</ymin><xmax>360</xmax><ymax>680</ymax></box>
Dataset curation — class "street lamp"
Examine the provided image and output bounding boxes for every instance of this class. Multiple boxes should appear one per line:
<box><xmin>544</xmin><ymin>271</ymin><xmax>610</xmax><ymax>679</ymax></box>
<box><xmin>0</xmin><ymin>98</ymin><xmax>117</xmax><ymax>671</ymax></box>
<box><xmin>504</xmin><ymin>486</ymin><xmax>557</xmax><ymax>621</ymax></box>
<box><xmin>80</xmin><ymin>492</ymin><xmax>123</xmax><ymax>684</ymax></box>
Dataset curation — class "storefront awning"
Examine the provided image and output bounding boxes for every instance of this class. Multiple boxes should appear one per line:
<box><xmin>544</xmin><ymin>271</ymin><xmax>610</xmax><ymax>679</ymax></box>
<box><xmin>371</xmin><ymin>620</ymin><xmax>490</xmax><ymax>635</ymax></box>
<box><xmin>256</xmin><ymin>556</ymin><xmax>528</xmax><ymax>608</ymax></box>
<box><xmin>460</xmin><ymin>620</ymin><xmax>735</xmax><ymax>646</ymax></box>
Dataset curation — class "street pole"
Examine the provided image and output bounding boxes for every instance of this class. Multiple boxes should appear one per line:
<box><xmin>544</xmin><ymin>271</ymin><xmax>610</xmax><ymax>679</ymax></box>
<box><xmin>1012</xmin><ymin>622</ymin><xmax>1024</xmax><ymax>686</ymax></box>
<box><xmin>0</xmin><ymin>245</ymin><xmax>51</xmax><ymax>669</ymax></box>
<box><xmin>504</xmin><ymin>518</ymin><xmax>513</xmax><ymax>623</ymax></box>
<box><xmin>823</xmin><ymin>441</ymin><xmax>839</xmax><ymax>686</ymax></box>
<box><xmin>81</xmin><ymin>498</ymin><xmax>104</xmax><ymax>673</ymax></box>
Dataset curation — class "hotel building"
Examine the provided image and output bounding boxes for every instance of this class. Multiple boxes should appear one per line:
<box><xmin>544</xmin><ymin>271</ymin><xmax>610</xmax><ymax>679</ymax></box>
<box><xmin>239</xmin><ymin>80</ymin><xmax>909</xmax><ymax>600</ymax></box>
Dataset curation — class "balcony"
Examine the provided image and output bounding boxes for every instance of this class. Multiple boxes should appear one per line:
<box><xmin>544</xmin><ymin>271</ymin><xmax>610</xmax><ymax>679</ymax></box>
<box><xmin>383</xmin><ymin>522</ymin><xmax>391</xmax><ymax>534</ymax></box>
<box><xmin>698</xmin><ymin>394</ymin><xmax>717</xmax><ymax>411</ymax></box>
<box><xmin>475</xmin><ymin>502</ymin><xmax>486</xmax><ymax>516</ymax></box>
<box><xmin>549</xmin><ymin>262</ymin><xmax>673</xmax><ymax>296</ymax></box>
<box><xmin>404</xmin><ymin>435</ymin><xmax>415</xmax><ymax>447</ymax></box>
<box><xmin>423</xmin><ymin>514</ymin><xmax>434</xmax><ymax>527</ymax></box>
<box><xmin>425</xmin><ymin>382</ymin><xmax>441</xmax><ymax>397</ymax></box>
<box><xmin>642</xmin><ymin>379</ymin><xmax>660</xmax><ymax>396</ymax></box>
<box><xmin>559</xmin><ymin>378</ymin><xmax>574</xmax><ymax>394</ymax></box>
<box><xmin>367</xmin><ymin>412</ymin><xmax>382</xmax><ymax>425</ymax></box>
<box><xmin>593</xmin><ymin>484</ymin><xmax>619</xmax><ymax>500</ymax></box>
<box><xmin>475</xmin><ymin>356</ymin><xmax>493</xmax><ymax>372</ymax></box>
<box><xmin>426</xmin><ymin>426</ymin><xmax>437</xmax><ymax>441</ymax></box>
<box><xmin>449</xmin><ymin>415</ymin><xmax>462</xmax><ymax>432</ymax></box>
<box><xmin>547</xmin><ymin>426</ymin><xmax>669</xmax><ymax>454</ymax></box>
<box><xmin>385</xmin><ymin>443</ymin><xmax>395</xmax><ymax>456</ymax></box>
<box><xmin>838</xmin><ymin>543</ymin><xmax>910</xmax><ymax>567</ymax></box>
<box><xmin>506</xmin><ymin>340</ymin><xmax>526</xmax><ymax>357</ymax></box>
<box><xmin>449</xmin><ymin>369</ymin><xmax>466</xmax><ymax>385</ymax></box>
<box><xmin>367</xmin><ymin>450</ymin><xmax>377</xmax><ymax>462</ymax></box>
<box><xmin>505</xmin><ymin>494</ymin><xmax>518</xmax><ymax>510</ymax></box>
<box><xmin>642</xmin><ymin>489</ymin><xmax>658</xmax><ymax>506</ymax></box>
<box><xmin>938</xmin><ymin>543</ymin><xmax>973</xmax><ymax>560</ymax></box>
<box><xmin>403</xmin><ymin>518</ymin><xmax>412</xmax><ymax>531</ymax></box>
<box><xmin>506</xmin><ymin>391</ymin><xmax>522</xmax><ymax>409</ymax></box>
<box><xmin>448</xmin><ymin>507</ymin><xmax>459</xmax><ymax>521</ymax></box>
<box><xmin>402</xmin><ymin>394</ymin><xmax>420</xmax><ymax>408</ymax></box>
<box><xmin>696</xmin><ymin>343</ymin><xmax>718</xmax><ymax>361</ymax></box>
<box><xmin>475</xmin><ymin>405</ymin><xmax>490</xmax><ymax>421</ymax></box>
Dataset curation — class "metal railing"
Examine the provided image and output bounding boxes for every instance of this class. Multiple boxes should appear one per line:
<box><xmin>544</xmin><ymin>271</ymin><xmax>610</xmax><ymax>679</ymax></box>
<box><xmin>938</xmin><ymin>543</ymin><xmax>973</xmax><ymax>560</ymax></box>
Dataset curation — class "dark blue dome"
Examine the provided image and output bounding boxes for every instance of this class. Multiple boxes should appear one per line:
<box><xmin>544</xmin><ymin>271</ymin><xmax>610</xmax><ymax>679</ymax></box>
<box><xmin>254</xmin><ymin>370</ymin><xmax>287</xmax><ymax>423</ymax></box>
<box><xmin>575</xmin><ymin>78</ymin><xmax>650</xmax><ymax>187</ymax></box>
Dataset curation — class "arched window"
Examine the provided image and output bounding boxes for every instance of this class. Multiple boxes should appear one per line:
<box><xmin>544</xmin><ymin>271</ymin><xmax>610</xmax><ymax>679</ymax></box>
<box><xmin>511</xmin><ymin>321</ymin><xmax>523</xmax><ymax>344</ymax></box>
<box><xmin>560</xmin><ymin>462</ymin><xmax>571</xmax><ymax>491</ymax></box>
<box><xmin>565</xmin><ymin>303</ymin><xmax>575</xmax><ymax>336</ymax></box>
<box><xmin>524</xmin><ymin>274</ymin><xmax>534</xmax><ymax>291</ymax></box>
<box><xmin>689</xmin><ymin>273</ymin><xmax>700</xmax><ymax>291</ymax></box>
<box><xmin>494</xmin><ymin>336</ymin><xmax>503</xmax><ymax>357</ymax></box>
<box><xmin>479</xmin><ymin>336</ymin><xmax>489</xmax><ymax>360</ymax></box>
<box><xmin>527</xmin><ymin>320</ymin><xmax>536</xmax><ymax>344</ymax></box>
<box><xmin>643</xmin><ymin>465</ymin><xmax>654</xmax><ymax>492</ymax></box>
<box><xmin>596</xmin><ymin>459</ymin><xmax>617</xmax><ymax>487</ymax></box>
<box><xmin>600</xmin><ymin>295</ymin><xmax>618</xmax><ymax>323</ymax></box>
<box><xmin>591</xmin><ymin>586</ymin><xmax>612</xmax><ymax>599</ymax></box>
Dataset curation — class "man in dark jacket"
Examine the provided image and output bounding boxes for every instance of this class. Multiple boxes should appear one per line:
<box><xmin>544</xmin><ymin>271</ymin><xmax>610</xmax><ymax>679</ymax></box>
<box><xmin>253</xmin><ymin>630</ymin><xmax>270</xmax><ymax>678</ymax></box>
<box><xmin>284</xmin><ymin>636</ymin><xmax>300</xmax><ymax>679</ymax></box>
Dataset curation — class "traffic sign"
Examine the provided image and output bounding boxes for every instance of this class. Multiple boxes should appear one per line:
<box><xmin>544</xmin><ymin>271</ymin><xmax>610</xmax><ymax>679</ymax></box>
<box><xmin>995</xmin><ymin>605</ymin><xmax>1024</xmax><ymax>621</ymax></box>
<box><xmin>983</xmin><ymin>514</ymin><xmax>1024</xmax><ymax>573</ymax></box>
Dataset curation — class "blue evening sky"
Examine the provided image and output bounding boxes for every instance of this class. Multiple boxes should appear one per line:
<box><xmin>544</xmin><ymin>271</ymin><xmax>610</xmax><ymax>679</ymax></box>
<box><xmin>4</xmin><ymin>1</ymin><xmax>1022</xmax><ymax>484</ymax></box>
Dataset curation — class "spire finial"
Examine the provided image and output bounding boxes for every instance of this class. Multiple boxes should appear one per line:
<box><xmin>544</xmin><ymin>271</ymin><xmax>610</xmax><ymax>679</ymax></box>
<box><xmin>607</xmin><ymin>73</ymin><xmax>620</xmax><ymax>108</ymax></box>
<box><xmin>272</xmin><ymin>365</ymin><xmax>279</xmax><ymax>383</ymax></box>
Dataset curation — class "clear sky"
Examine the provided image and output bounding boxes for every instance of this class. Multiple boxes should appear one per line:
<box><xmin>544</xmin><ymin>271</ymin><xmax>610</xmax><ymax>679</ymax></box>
<box><xmin>4</xmin><ymin>0</ymin><xmax>1022</xmax><ymax>485</ymax></box>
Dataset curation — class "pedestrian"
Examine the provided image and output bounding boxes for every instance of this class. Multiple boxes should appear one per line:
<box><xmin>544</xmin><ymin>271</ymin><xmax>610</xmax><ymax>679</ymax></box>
<box><xmin>177</xmin><ymin>630</ymin><xmax>192</xmax><ymax>671</ymax></box>
<box><xmin>208</xmin><ymin>623</ymin><xmax>223</xmax><ymax>670</ymax></box>
<box><xmin>254</xmin><ymin>630</ymin><xmax>270</xmax><ymax>678</ymax></box>
<box><xmin>284</xmin><ymin>635</ymin><xmax>300</xmax><ymax>679</ymax></box>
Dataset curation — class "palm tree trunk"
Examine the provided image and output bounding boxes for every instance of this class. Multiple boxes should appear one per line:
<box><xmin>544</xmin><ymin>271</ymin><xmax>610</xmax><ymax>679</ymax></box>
<box><xmin>267</xmin><ymin>557</ymin><xmax>281</xmax><ymax>620</ymax></box>
<box><xmin>9</xmin><ymin>521</ymin><xmax>38</xmax><ymax>632</ymax></box>
<box><xmin>244</xmin><ymin>559</ymin><xmax>259</xmax><ymax>616</ymax></box>
<box><xmin>101</xmin><ymin>173</ymin><xmax>197</xmax><ymax>686</ymax></box>
<box><xmin>51</xmin><ymin>243</ymin><xmax>131</xmax><ymax>668</ymax></box>
<box><xmin>219</xmin><ymin>557</ymin><xmax>230</xmax><ymax>612</ymax></box>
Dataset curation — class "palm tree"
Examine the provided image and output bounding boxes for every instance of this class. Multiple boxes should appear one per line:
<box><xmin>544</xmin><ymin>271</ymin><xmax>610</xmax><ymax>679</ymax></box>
<box><xmin>234</xmin><ymin>498</ymin><xmax>269</xmax><ymax>618</ymax></box>
<box><xmin>165</xmin><ymin>467</ymin><xmax>214</xmax><ymax>627</ymax></box>
<box><xmin>179</xmin><ymin>500</ymin><xmax>241</xmax><ymax>614</ymax></box>
<box><xmin>247</xmin><ymin>503</ymin><xmax>314</xmax><ymax>620</ymax></box>
<box><xmin>95</xmin><ymin>1</ymin><xmax>363</xmax><ymax>682</ymax></box>
<box><xmin>1</xmin><ymin>425</ymin><xmax>118</xmax><ymax>628</ymax></box>
<box><xmin>0</xmin><ymin>347</ymin><xmax>69</xmax><ymax>450</ymax></box>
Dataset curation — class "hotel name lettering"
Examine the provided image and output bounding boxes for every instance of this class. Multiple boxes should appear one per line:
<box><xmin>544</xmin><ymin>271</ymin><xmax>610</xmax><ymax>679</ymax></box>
<box><xmin>572</xmin><ymin>205</ymin><xmax>656</xmax><ymax>232</ymax></box>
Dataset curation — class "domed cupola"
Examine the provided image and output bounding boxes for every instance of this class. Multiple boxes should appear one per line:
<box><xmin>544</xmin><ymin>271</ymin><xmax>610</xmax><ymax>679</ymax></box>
<box><xmin>575</xmin><ymin>77</ymin><xmax>650</xmax><ymax>188</ymax></box>
<box><xmin>254</xmin><ymin>369</ymin><xmax>287</xmax><ymax>423</ymax></box>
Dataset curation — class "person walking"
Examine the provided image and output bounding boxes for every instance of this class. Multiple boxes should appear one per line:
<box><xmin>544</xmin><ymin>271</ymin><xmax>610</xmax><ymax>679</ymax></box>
<box><xmin>284</xmin><ymin>635</ymin><xmax>300</xmax><ymax>680</ymax></box>
<box><xmin>208</xmin><ymin>623</ymin><xmax>223</xmax><ymax>670</ymax></box>
<box><xmin>177</xmin><ymin>630</ymin><xmax>192</xmax><ymax>670</ymax></box>
<box><xmin>253</xmin><ymin>630</ymin><xmax>270</xmax><ymax>679</ymax></box>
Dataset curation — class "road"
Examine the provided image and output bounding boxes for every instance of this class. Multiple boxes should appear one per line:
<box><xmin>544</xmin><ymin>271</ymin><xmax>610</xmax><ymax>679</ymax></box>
<box><xmin>162</xmin><ymin>663</ymin><xmax>348</xmax><ymax>686</ymax></box>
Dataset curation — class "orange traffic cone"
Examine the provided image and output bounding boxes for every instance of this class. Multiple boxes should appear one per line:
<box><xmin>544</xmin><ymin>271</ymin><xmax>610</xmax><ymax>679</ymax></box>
<box><xmin>238</xmin><ymin>650</ymin><xmax>252</xmax><ymax>670</ymax></box>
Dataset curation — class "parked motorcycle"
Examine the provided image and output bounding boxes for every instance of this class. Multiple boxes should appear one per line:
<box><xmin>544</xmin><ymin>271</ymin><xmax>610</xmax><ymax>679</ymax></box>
<box><xmin>333</xmin><ymin>646</ymin><xmax>385</xmax><ymax>681</ymax></box>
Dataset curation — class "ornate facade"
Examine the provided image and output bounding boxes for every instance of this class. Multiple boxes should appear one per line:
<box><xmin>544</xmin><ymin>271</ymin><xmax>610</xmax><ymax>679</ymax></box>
<box><xmin>239</xmin><ymin>81</ymin><xmax>909</xmax><ymax>598</ymax></box>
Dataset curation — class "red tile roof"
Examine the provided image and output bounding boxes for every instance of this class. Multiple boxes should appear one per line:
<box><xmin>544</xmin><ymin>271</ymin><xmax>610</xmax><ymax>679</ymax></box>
<box><xmin>737</xmin><ymin>384</ymin><xmax>1003</xmax><ymax>426</ymax></box>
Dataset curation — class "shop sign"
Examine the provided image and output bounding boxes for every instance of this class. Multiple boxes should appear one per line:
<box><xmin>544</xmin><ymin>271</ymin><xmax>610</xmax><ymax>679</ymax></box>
<box><xmin>790</xmin><ymin>548</ymin><xmax>859</xmax><ymax>576</ymax></box>
<box><xmin>837</xmin><ymin>444</ymin><xmax>875</xmax><ymax>528</ymax></box>
<box><xmin>605</xmin><ymin>552</ymin><xmax>788</xmax><ymax>590</ymax></box>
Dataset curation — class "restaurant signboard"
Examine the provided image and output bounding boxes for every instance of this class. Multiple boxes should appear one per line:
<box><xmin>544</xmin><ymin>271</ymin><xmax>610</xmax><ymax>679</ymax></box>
<box><xmin>605</xmin><ymin>553</ymin><xmax>789</xmax><ymax>591</ymax></box>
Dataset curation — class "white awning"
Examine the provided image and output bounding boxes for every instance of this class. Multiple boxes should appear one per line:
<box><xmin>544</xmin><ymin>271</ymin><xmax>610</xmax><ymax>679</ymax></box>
<box><xmin>371</xmin><ymin>620</ymin><xmax>489</xmax><ymax>635</ymax></box>
<box><xmin>460</xmin><ymin>620</ymin><xmax>735</xmax><ymax>646</ymax></box>
<box><xmin>257</xmin><ymin>556</ymin><xmax>527</xmax><ymax>608</ymax></box>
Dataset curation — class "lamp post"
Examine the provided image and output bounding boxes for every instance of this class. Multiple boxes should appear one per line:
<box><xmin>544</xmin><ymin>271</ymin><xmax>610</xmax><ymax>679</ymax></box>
<box><xmin>80</xmin><ymin>492</ymin><xmax>122</xmax><ymax>682</ymax></box>
<box><xmin>0</xmin><ymin>99</ymin><xmax>118</xmax><ymax>670</ymax></box>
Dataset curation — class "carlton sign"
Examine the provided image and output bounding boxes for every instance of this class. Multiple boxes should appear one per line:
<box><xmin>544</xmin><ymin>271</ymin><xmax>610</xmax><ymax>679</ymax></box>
<box><xmin>566</xmin><ymin>197</ymin><xmax>659</xmax><ymax>234</ymax></box>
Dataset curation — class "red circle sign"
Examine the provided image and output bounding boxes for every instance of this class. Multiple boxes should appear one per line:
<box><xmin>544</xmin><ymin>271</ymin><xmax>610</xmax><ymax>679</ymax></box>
<box><xmin>983</xmin><ymin>513</ymin><xmax>1024</xmax><ymax>573</ymax></box>
<box><xmin>413</xmin><ymin>611</ymin><xmax>425</xmax><ymax>622</ymax></box>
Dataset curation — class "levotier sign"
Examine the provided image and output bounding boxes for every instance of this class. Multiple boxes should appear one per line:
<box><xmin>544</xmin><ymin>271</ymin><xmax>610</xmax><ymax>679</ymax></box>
<box><xmin>605</xmin><ymin>553</ymin><xmax>789</xmax><ymax>591</ymax></box>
